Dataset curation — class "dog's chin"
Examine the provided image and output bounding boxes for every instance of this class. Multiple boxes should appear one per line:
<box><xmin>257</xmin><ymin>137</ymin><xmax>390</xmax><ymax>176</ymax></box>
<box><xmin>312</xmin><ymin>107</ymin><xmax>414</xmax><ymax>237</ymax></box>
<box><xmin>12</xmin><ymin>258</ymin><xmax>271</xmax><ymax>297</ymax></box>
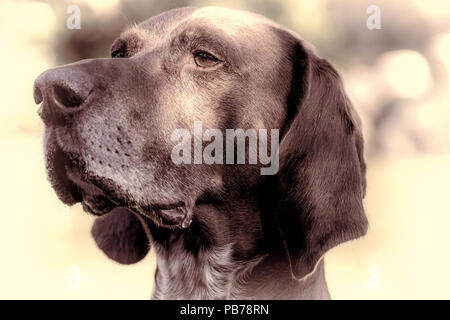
<box><xmin>45</xmin><ymin>140</ymin><xmax>193</xmax><ymax>228</ymax></box>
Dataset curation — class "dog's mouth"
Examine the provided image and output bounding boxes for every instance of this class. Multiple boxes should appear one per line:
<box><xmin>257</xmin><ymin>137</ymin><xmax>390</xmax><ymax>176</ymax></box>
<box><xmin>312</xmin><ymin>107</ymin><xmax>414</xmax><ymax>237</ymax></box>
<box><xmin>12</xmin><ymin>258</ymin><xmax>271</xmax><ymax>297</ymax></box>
<box><xmin>66</xmin><ymin>169</ymin><xmax>119</xmax><ymax>216</ymax></box>
<box><xmin>46</xmin><ymin>143</ymin><xmax>124</xmax><ymax>217</ymax></box>
<box><xmin>45</xmin><ymin>132</ymin><xmax>192</xmax><ymax>228</ymax></box>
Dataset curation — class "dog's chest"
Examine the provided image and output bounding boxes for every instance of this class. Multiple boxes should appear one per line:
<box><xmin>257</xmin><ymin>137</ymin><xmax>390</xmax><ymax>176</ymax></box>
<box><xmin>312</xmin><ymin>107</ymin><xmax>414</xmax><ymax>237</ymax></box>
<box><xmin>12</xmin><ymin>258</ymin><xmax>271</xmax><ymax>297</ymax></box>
<box><xmin>151</xmin><ymin>239</ymin><xmax>255</xmax><ymax>299</ymax></box>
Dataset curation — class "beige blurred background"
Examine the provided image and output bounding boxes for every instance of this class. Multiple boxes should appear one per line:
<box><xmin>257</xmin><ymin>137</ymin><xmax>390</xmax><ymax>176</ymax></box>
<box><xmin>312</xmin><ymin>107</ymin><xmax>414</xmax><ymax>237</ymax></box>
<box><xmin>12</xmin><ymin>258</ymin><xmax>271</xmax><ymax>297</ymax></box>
<box><xmin>1</xmin><ymin>0</ymin><xmax>449</xmax><ymax>299</ymax></box>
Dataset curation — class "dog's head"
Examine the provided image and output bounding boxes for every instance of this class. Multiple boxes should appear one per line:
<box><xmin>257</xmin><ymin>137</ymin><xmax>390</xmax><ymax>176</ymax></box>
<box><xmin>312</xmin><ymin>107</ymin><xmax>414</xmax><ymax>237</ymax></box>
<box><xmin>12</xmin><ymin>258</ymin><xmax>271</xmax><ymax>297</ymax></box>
<box><xmin>34</xmin><ymin>7</ymin><xmax>367</xmax><ymax>278</ymax></box>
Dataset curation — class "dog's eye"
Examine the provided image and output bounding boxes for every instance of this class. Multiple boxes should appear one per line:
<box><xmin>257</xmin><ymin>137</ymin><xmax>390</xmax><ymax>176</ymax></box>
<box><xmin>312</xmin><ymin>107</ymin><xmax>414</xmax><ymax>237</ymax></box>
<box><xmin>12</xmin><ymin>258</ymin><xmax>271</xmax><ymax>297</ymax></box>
<box><xmin>111</xmin><ymin>49</ymin><xmax>126</xmax><ymax>58</ymax></box>
<box><xmin>194</xmin><ymin>51</ymin><xmax>221</xmax><ymax>68</ymax></box>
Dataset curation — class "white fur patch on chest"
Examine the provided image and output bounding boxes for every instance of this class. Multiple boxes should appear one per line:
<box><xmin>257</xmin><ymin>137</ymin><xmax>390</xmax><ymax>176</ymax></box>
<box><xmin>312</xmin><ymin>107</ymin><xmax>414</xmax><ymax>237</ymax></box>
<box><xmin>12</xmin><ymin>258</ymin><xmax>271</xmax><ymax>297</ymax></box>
<box><xmin>152</xmin><ymin>236</ymin><xmax>261</xmax><ymax>300</ymax></box>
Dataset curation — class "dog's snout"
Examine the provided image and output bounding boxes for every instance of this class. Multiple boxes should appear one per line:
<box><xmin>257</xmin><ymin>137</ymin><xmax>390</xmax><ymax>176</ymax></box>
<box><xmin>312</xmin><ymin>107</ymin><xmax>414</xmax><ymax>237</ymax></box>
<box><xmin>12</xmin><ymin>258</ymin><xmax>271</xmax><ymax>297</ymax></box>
<box><xmin>34</xmin><ymin>66</ymin><xmax>94</xmax><ymax>124</ymax></box>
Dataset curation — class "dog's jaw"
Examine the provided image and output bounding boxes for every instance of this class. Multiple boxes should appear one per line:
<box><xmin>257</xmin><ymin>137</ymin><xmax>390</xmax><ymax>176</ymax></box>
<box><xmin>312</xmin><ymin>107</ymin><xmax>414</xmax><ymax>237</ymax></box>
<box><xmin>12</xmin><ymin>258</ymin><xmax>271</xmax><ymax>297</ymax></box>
<box><xmin>44</xmin><ymin>125</ymin><xmax>199</xmax><ymax>227</ymax></box>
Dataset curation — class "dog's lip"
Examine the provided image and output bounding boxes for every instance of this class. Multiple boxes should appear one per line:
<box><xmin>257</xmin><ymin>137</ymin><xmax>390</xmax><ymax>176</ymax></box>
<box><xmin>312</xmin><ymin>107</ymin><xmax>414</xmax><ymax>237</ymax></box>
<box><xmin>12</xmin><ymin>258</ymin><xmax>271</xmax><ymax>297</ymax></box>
<box><xmin>66</xmin><ymin>165</ymin><xmax>191</xmax><ymax>225</ymax></box>
<box><xmin>135</xmin><ymin>202</ymin><xmax>193</xmax><ymax>229</ymax></box>
<box><xmin>45</xmin><ymin>138</ymin><xmax>83</xmax><ymax>205</ymax></box>
<box><xmin>67</xmin><ymin>170</ymin><xmax>98</xmax><ymax>193</ymax></box>
<box><xmin>47</xmin><ymin>136</ymin><xmax>193</xmax><ymax>226</ymax></box>
<box><xmin>65</xmin><ymin>169</ymin><xmax>120</xmax><ymax>216</ymax></box>
<box><xmin>82</xmin><ymin>197</ymin><xmax>117</xmax><ymax>216</ymax></box>
<box><xmin>152</xmin><ymin>202</ymin><xmax>187</xmax><ymax>225</ymax></box>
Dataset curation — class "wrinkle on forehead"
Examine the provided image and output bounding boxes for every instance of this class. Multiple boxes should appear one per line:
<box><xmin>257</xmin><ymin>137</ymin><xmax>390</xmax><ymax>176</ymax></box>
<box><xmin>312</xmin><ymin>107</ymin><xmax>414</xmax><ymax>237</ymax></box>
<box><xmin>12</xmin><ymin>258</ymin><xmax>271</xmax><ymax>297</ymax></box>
<box><xmin>116</xmin><ymin>7</ymin><xmax>198</xmax><ymax>51</ymax></box>
<box><xmin>115</xmin><ymin>26</ymin><xmax>147</xmax><ymax>53</ymax></box>
<box><xmin>121</xmin><ymin>25</ymin><xmax>148</xmax><ymax>42</ymax></box>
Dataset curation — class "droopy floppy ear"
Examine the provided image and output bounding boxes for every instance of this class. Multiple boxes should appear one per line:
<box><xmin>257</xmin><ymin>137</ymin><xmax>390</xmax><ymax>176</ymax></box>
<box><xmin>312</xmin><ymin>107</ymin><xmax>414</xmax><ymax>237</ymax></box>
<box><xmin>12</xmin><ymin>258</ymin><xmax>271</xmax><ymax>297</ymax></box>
<box><xmin>91</xmin><ymin>207</ymin><xmax>151</xmax><ymax>264</ymax></box>
<box><xmin>275</xmin><ymin>32</ymin><xmax>368</xmax><ymax>280</ymax></box>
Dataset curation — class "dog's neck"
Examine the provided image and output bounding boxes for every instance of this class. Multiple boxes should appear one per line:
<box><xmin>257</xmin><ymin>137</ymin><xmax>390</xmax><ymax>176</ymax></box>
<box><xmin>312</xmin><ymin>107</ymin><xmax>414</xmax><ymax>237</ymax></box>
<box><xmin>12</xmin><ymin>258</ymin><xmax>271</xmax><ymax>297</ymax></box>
<box><xmin>149</xmin><ymin>225</ymin><xmax>331</xmax><ymax>300</ymax></box>
<box><xmin>151</xmin><ymin>238</ymin><xmax>260</xmax><ymax>299</ymax></box>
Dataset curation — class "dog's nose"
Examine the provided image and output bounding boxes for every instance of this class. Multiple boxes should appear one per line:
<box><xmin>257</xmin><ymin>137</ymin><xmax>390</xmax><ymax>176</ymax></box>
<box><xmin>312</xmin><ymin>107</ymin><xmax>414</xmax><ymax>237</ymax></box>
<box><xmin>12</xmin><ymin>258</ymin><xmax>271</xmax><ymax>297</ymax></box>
<box><xmin>34</xmin><ymin>66</ymin><xmax>93</xmax><ymax>124</ymax></box>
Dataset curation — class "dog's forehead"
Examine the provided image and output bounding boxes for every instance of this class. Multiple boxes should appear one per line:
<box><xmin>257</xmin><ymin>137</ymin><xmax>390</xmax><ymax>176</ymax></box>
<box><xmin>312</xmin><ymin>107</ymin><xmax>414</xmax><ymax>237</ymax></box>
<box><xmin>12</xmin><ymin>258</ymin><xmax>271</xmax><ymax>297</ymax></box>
<box><xmin>136</xmin><ymin>7</ymin><xmax>196</xmax><ymax>35</ymax></box>
<box><xmin>189</xmin><ymin>7</ymin><xmax>274</xmax><ymax>36</ymax></box>
<box><xmin>124</xmin><ymin>7</ymin><xmax>277</xmax><ymax>45</ymax></box>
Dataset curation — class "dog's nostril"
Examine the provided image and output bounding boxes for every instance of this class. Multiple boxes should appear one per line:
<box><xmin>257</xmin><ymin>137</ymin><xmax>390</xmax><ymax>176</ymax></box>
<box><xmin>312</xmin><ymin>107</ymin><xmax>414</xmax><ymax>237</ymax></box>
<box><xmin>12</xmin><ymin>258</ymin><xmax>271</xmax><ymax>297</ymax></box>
<box><xmin>53</xmin><ymin>85</ymin><xmax>84</xmax><ymax>108</ymax></box>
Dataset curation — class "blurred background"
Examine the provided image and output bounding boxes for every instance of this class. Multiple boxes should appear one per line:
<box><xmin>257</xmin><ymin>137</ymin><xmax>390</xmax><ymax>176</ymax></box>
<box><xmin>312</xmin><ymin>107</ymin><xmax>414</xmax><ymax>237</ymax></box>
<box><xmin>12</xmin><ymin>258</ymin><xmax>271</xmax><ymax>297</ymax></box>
<box><xmin>1</xmin><ymin>0</ymin><xmax>449</xmax><ymax>299</ymax></box>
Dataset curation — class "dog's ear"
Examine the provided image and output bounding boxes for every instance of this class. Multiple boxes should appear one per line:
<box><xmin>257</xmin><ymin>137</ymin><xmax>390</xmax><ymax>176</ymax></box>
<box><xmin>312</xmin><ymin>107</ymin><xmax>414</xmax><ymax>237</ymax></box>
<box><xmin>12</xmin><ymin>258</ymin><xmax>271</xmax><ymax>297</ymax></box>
<box><xmin>91</xmin><ymin>207</ymin><xmax>151</xmax><ymax>264</ymax></box>
<box><xmin>274</xmin><ymin>30</ymin><xmax>368</xmax><ymax>280</ymax></box>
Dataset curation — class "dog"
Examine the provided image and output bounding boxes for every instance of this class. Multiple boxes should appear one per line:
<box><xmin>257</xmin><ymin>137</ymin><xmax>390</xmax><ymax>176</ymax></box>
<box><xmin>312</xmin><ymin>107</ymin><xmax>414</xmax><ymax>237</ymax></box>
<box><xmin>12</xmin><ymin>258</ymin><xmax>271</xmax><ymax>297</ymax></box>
<box><xmin>33</xmin><ymin>7</ymin><xmax>367</xmax><ymax>299</ymax></box>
